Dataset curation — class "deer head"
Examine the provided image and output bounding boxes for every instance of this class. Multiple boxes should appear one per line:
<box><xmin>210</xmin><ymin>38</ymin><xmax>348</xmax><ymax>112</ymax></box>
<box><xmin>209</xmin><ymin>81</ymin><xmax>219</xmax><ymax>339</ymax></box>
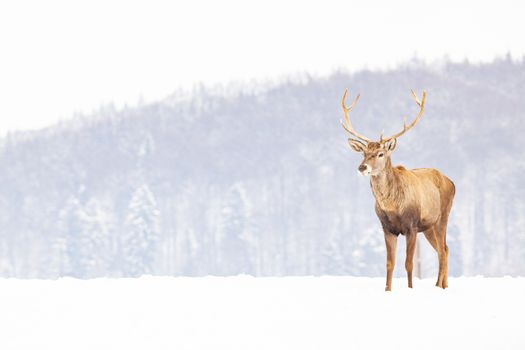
<box><xmin>340</xmin><ymin>89</ymin><xmax>426</xmax><ymax>176</ymax></box>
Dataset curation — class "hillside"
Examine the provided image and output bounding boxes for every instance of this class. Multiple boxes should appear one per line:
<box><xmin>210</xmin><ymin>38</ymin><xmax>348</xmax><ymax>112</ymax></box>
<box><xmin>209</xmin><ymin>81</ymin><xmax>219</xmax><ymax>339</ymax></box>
<box><xmin>0</xmin><ymin>58</ymin><xmax>524</xmax><ymax>278</ymax></box>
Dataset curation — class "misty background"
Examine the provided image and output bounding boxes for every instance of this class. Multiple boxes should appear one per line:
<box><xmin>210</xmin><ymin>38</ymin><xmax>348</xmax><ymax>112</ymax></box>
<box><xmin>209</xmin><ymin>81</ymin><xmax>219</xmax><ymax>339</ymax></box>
<box><xmin>0</xmin><ymin>57</ymin><xmax>523</xmax><ymax>279</ymax></box>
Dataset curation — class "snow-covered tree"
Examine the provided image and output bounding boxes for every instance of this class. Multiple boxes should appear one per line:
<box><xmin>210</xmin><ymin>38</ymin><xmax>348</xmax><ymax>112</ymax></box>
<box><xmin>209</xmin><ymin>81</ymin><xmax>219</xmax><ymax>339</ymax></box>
<box><xmin>121</xmin><ymin>185</ymin><xmax>160</xmax><ymax>277</ymax></box>
<box><xmin>59</xmin><ymin>197</ymin><xmax>113</xmax><ymax>278</ymax></box>
<box><xmin>76</xmin><ymin>199</ymin><xmax>114</xmax><ymax>277</ymax></box>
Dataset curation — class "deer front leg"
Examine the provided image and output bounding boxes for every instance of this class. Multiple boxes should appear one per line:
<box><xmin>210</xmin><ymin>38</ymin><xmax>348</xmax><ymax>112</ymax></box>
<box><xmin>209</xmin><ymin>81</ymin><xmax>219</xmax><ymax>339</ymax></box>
<box><xmin>405</xmin><ymin>231</ymin><xmax>417</xmax><ymax>288</ymax></box>
<box><xmin>384</xmin><ymin>231</ymin><xmax>398</xmax><ymax>291</ymax></box>
<box><xmin>442</xmin><ymin>244</ymin><xmax>449</xmax><ymax>288</ymax></box>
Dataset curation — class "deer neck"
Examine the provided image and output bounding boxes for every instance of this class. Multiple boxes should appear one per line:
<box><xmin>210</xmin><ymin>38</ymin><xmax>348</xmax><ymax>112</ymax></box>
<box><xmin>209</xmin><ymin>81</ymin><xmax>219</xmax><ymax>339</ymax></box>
<box><xmin>370</xmin><ymin>158</ymin><xmax>402</xmax><ymax>210</ymax></box>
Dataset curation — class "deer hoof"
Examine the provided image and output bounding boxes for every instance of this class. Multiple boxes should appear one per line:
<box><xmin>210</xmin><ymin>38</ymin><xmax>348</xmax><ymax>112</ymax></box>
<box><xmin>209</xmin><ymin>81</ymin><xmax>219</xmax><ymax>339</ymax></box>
<box><xmin>435</xmin><ymin>281</ymin><xmax>447</xmax><ymax>289</ymax></box>
<box><xmin>385</xmin><ymin>286</ymin><xmax>392</xmax><ymax>292</ymax></box>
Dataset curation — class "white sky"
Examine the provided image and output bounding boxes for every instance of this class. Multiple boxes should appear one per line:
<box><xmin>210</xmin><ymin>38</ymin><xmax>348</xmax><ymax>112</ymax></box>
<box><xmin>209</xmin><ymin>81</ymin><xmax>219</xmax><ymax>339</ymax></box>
<box><xmin>0</xmin><ymin>0</ymin><xmax>524</xmax><ymax>135</ymax></box>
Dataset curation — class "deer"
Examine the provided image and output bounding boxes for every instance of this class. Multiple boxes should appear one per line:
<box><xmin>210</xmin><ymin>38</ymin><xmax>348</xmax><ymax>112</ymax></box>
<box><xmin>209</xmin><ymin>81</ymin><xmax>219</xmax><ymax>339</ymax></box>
<box><xmin>340</xmin><ymin>89</ymin><xmax>455</xmax><ymax>291</ymax></box>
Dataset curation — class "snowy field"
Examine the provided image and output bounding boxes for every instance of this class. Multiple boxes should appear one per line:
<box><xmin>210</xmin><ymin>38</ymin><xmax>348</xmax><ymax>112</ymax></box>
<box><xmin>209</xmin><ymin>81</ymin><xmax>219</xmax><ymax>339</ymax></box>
<box><xmin>1</xmin><ymin>276</ymin><xmax>524</xmax><ymax>350</ymax></box>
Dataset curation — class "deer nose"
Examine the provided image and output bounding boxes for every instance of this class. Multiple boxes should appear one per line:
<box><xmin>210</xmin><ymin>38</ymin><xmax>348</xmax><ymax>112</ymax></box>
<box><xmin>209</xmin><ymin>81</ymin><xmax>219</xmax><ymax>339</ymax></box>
<box><xmin>358</xmin><ymin>164</ymin><xmax>367</xmax><ymax>172</ymax></box>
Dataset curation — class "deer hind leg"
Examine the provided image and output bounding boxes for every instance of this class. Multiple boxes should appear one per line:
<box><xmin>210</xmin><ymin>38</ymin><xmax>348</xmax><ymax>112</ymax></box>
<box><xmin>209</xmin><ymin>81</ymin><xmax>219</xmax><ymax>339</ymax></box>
<box><xmin>437</xmin><ymin>215</ymin><xmax>451</xmax><ymax>289</ymax></box>
<box><xmin>443</xmin><ymin>244</ymin><xmax>449</xmax><ymax>288</ymax></box>
<box><xmin>405</xmin><ymin>231</ymin><xmax>417</xmax><ymax>288</ymax></box>
<box><xmin>423</xmin><ymin>228</ymin><xmax>438</xmax><ymax>251</ymax></box>
<box><xmin>384</xmin><ymin>231</ymin><xmax>398</xmax><ymax>292</ymax></box>
<box><xmin>435</xmin><ymin>235</ymin><xmax>447</xmax><ymax>289</ymax></box>
<box><xmin>424</xmin><ymin>226</ymin><xmax>445</xmax><ymax>289</ymax></box>
<box><xmin>433</xmin><ymin>223</ymin><xmax>448</xmax><ymax>289</ymax></box>
<box><xmin>437</xmin><ymin>182</ymin><xmax>454</xmax><ymax>289</ymax></box>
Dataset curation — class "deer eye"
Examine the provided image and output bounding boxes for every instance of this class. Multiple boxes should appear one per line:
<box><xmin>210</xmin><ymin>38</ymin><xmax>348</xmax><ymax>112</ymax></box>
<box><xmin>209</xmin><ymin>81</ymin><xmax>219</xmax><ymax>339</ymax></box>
<box><xmin>378</xmin><ymin>153</ymin><xmax>384</xmax><ymax>158</ymax></box>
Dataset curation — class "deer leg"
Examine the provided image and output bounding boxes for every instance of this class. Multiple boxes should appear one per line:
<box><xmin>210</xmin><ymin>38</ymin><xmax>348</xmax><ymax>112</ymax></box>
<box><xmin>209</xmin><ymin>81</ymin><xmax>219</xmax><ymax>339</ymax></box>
<box><xmin>439</xmin><ymin>185</ymin><xmax>454</xmax><ymax>289</ymax></box>
<box><xmin>405</xmin><ymin>231</ymin><xmax>417</xmax><ymax>288</ymax></box>
<box><xmin>434</xmin><ymin>225</ymin><xmax>448</xmax><ymax>289</ymax></box>
<box><xmin>424</xmin><ymin>226</ymin><xmax>445</xmax><ymax>288</ymax></box>
<box><xmin>443</xmin><ymin>244</ymin><xmax>449</xmax><ymax>289</ymax></box>
<box><xmin>384</xmin><ymin>231</ymin><xmax>398</xmax><ymax>292</ymax></box>
<box><xmin>436</xmin><ymin>244</ymin><xmax>448</xmax><ymax>289</ymax></box>
<box><xmin>434</xmin><ymin>204</ymin><xmax>452</xmax><ymax>289</ymax></box>
<box><xmin>436</xmin><ymin>245</ymin><xmax>445</xmax><ymax>288</ymax></box>
<box><xmin>423</xmin><ymin>228</ymin><xmax>438</xmax><ymax>252</ymax></box>
<box><xmin>438</xmin><ymin>221</ymin><xmax>450</xmax><ymax>289</ymax></box>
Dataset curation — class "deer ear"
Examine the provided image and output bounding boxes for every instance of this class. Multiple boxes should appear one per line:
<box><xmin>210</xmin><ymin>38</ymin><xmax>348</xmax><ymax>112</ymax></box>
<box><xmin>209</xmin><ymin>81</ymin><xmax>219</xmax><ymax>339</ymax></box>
<box><xmin>384</xmin><ymin>138</ymin><xmax>397</xmax><ymax>152</ymax></box>
<box><xmin>348</xmin><ymin>138</ymin><xmax>367</xmax><ymax>153</ymax></box>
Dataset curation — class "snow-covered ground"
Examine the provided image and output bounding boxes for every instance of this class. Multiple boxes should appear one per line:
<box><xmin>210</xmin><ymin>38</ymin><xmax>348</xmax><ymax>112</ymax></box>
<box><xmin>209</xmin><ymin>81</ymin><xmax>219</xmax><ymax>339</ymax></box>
<box><xmin>1</xmin><ymin>276</ymin><xmax>524</xmax><ymax>349</ymax></box>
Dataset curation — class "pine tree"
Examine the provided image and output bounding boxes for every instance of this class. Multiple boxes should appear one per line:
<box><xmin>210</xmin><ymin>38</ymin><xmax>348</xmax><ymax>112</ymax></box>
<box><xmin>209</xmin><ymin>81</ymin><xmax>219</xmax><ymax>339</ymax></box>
<box><xmin>76</xmin><ymin>199</ymin><xmax>113</xmax><ymax>277</ymax></box>
<box><xmin>59</xmin><ymin>197</ymin><xmax>113</xmax><ymax>278</ymax></box>
<box><xmin>121</xmin><ymin>185</ymin><xmax>160</xmax><ymax>277</ymax></box>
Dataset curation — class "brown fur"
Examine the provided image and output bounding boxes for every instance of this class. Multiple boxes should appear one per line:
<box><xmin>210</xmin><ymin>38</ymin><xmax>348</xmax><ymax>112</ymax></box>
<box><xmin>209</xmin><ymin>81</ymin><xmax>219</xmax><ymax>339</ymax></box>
<box><xmin>353</xmin><ymin>141</ymin><xmax>455</xmax><ymax>291</ymax></box>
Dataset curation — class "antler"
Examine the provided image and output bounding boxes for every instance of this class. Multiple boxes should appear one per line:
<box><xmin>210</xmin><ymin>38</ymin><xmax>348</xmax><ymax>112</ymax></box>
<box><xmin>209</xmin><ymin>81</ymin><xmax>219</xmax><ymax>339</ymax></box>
<box><xmin>380</xmin><ymin>90</ymin><xmax>426</xmax><ymax>142</ymax></box>
<box><xmin>340</xmin><ymin>89</ymin><xmax>372</xmax><ymax>143</ymax></box>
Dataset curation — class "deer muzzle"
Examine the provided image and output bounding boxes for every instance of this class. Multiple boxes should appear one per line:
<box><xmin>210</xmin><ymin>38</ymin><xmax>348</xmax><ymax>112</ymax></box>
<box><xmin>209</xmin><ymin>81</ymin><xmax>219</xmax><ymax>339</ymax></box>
<box><xmin>358</xmin><ymin>163</ymin><xmax>372</xmax><ymax>176</ymax></box>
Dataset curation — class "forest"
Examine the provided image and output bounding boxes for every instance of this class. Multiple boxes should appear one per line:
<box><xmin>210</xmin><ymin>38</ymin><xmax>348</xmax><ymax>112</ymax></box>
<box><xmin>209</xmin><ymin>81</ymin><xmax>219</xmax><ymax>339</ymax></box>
<box><xmin>0</xmin><ymin>57</ymin><xmax>523</xmax><ymax>278</ymax></box>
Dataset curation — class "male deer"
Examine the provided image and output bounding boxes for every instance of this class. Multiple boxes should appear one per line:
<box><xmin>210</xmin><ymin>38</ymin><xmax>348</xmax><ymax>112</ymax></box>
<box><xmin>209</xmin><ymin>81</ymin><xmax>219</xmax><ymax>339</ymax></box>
<box><xmin>340</xmin><ymin>89</ymin><xmax>455</xmax><ymax>291</ymax></box>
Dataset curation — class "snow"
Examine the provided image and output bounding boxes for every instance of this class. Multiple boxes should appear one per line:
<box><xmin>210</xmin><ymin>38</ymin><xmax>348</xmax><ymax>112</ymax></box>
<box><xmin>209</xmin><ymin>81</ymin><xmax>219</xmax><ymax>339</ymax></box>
<box><xmin>1</xmin><ymin>276</ymin><xmax>524</xmax><ymax>349</ymax></box>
